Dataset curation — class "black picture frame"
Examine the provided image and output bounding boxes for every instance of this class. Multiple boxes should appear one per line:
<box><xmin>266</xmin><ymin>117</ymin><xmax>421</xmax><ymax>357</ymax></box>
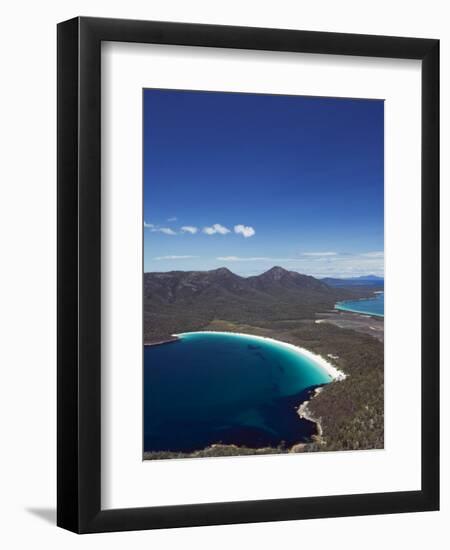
<box><xmin>57</xmin><ymin>16</ymin><xmax>439</xmax><ymax>533</ymax></box>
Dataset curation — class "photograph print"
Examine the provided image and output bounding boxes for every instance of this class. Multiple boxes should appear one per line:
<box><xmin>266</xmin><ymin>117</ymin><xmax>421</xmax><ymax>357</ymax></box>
<box><xmin>143</xmin><ymin>89</ymin><xmax>384</xmax><ymax>460</ymax></box>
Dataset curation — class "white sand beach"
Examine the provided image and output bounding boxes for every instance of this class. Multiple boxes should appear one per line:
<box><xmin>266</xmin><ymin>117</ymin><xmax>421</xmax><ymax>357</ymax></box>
<box><xmin>174</xmin><ymin>331</ymin><xmax>347</xmax><ymax>382</ymax></box>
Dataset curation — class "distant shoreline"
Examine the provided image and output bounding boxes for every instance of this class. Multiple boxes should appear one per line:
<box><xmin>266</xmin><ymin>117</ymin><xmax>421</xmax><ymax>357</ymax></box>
<box><xmin>334</xmin><ymin>304</ymin><xmax>384</xmax><ymax>318</ymax></box>
<box><xmin>335</xmin><ymin>291</ymin><xmax>384</xmax><ymax>318</ymax></box>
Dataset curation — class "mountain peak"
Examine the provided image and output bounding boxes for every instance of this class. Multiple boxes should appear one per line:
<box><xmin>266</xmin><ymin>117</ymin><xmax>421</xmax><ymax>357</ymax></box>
<box><xmin>262</xmin><ymin>266</ymin><xmax>289</xmax><ymax>278</ymax></box>
<box><xmin>211</xmin><ymin>267</ymin><xmax>234</xmax><ymax>276</ymax></box>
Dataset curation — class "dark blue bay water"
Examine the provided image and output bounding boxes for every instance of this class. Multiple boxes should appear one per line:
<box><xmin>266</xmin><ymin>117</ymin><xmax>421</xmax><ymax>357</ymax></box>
<box><xmin>335</xmin><ymin>292</ymin><xmax>384</xmax><ymax>317</ymax></box>
<box><xmin>143</xmin><ymin>332</ymin><xmax>334</xmax><ymax>453</ymax></box>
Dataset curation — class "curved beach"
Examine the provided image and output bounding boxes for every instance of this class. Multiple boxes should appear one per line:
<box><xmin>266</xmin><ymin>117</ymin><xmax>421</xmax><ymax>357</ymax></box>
<box><xmin>144</xmin><ymin>330</ymin><xmax>349</xmax><ymax>457</ymax></box>
<box><xmin>174</xmin><ymin>330</ymin><xmax>346</xmax><ymax>381</ymax></box>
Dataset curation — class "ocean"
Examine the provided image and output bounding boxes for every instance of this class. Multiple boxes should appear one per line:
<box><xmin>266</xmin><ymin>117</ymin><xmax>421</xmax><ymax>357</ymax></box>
<box><xmin>335</xmin><ymin>291</ymin><xmax>384</xmax><ymax>317</ymax></box>
<box><xmin>143</xmin><ymin>331</ymin><xmax>334</xmax><ymax>454</ymax></box>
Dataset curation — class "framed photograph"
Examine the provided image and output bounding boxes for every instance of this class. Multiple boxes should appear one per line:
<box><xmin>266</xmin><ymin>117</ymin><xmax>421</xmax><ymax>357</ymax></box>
<box><xmin>57</xmin><ymin>17</ymin><xmax>439</xmax><ymax>533</ymax></box>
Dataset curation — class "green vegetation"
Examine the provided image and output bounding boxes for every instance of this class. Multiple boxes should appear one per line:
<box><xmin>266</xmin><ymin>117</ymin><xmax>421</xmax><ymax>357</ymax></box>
<box><xmin>143</xmin><ymin>267</ymin><xmax>384</xmax><ymax>457</ymax></box>
<box><xmin>144</xmin><ymin>443</ymin><xmax>286</xmax><ymax>460</ymax></box>
<box><xmin>143</xmin><ymin>267</ymin><xmax>375</xmax><ymax>344</ymax></box>
<box><xmin>205</xmin><ymin>319</ymin><xmax>384</xmax><ymax>452</ymax></box>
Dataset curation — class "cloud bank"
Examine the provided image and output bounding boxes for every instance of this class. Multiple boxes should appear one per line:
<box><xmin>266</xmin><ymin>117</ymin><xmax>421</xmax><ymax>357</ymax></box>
<box><xmin>154</xmin><ymin>255</ymin><xmax>198</xmax><ymax>260</ymax></box>
<box><xmin>214</xmin><ymin>251</ymin><xmax>384</xmax><ymax>278</ymax></box>
<box><xmin>302</xmin><ymin>252</ymin><xmax>337</xmax><ymax>257</ymax></box>
<box><xmin>145</xmin><ymin>221</ymin><xmax>256</xmax><ymax>238</ymax></box>
<box><xmin>216</xmin><ymin>256</ymin><xmax>294</xmax><ymax>262</ymax></box>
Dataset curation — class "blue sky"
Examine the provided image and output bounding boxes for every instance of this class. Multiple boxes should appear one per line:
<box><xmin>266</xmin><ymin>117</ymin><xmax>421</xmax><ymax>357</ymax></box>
<box><xmin>143</xmin><ymin>89</ymin><xmax>384</xmax><ymax>278</ymax></box>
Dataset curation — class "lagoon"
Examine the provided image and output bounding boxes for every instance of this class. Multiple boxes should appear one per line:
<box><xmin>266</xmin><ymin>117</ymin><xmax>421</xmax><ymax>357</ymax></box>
<box><xmin>143</xmin><ymin>331</ymin><xmax>337</xmax><ymax>454</ymax></box>
<box><xmin>335</xmin><ymin>292</ymin><xmax>384</xmax><ymax>317</ymax></box>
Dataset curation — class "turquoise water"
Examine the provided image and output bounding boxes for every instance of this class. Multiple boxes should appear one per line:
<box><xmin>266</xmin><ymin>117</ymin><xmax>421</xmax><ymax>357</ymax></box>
<box><xmin>335</xmin><ymin>292</ymin><xmax>384</xmax><ymax>317</ymax></box>
<box><xmin>144</xmin><ymin>332</ymin><xmax>333</xmax><ymax>453</ymax></box>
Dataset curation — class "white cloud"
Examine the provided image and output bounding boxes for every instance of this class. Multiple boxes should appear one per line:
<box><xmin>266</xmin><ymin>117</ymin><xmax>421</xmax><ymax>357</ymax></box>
<box><xmin>154</xmin><ymin>255</ymin><xmax>198</xmax><ymax>260</ymax></box>
<box><xmin>361</xmin><ymin>251</ymin><xmax>384</xmax><ymax>258</ymax></box>
<box><xmin>144</xmin><ymin>222</ymin><xmax>176</xmax><ymax>235</ymax></box>
<box><xmin>181</xmin><ymin>226</ymin><xmax>198</xmax><ymax>234</ymax></box>
<box><xmin>203</xmin><ymin>223</ymin><xmax>231</xmax><ymax>235</ymax></box>
<box><xmin>302</xmin><ymin>252</ymin><xmax>337</xmax><ymax>257</ymax></box>
<box><xmin>297</xmin><ymin>252</ymin><xmax>384</xmax><ymax>278</ymax></box>
<box><xmin>234</xmin><ymin>224</ymin><xmax>255</xmax><ymax>238</ymax></box>
<box><xmin>216</xmin><ymin>256</ymin><xmax>297</xmax><ymax>262</ymax></box>
<box><xmin>167</xmin><ymin>217</ymin><xmax>178</xmax><ymax>222</ymax></box>
<box><xmin>214</xmin><ymin>251</ymin><xmax>384</xmax><ymax>278</ymax></box>
<box><xmin>158</xmin><ymin>227</ymin><xmax>177</xmax><ymax>235</ymax></box>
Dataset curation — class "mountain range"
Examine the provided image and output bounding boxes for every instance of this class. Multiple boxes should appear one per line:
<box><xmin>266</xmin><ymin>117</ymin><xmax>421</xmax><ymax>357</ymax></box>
<box><xmin>144</xmin><ymin>266</ymin><xmax>377</xmax><ymax>343</ymax></box>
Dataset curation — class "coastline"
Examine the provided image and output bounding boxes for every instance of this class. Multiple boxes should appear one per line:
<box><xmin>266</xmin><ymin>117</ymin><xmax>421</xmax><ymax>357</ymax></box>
<box><xmin>297</xmin><ymin>386</ymin><xmax>324</xmax><ymax>438</ymax></box>
<box><xmin>144</xmin><ymin>337</ymin><xmax>179</xmax><ymax>347</ymax></box>
<box><xmin>143</xmin><ymin>329</ymin><xmax>349</xmax><ymax>459</ymax></box>
<box><xmin>335</xmin><ymin>291</ymin><xmax>384</xmax><ymax>318</ymax></box>
<box><xmin>334</xmin><ymin>304</ymin><xmax>384</xmax><ymax>318</ymax></box>
<box><xmin>143</xmin><ymin>381</ymin><xmax>327</xmax><ymax>460</ymax></box>
<box><xmin>174</xmin><ymin>330</ymin><xmax>346</xmax><ymax>381</ymax></box>
<box><xmin>143</xmin><ymin>307</ymin><xmax>383</xmax><ymax>457</ymax></box>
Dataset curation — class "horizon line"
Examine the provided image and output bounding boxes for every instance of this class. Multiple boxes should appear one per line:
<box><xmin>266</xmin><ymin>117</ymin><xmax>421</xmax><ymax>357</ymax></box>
<box><xmin>143</xmin><ymin>266</ymin><xmax>384</xmax><ymax>280</ymax></box>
